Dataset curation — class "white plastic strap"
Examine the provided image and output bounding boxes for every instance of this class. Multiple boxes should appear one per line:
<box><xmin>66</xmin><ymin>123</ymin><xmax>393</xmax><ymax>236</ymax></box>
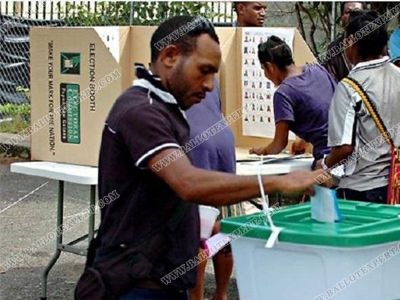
<box><xmin>257</xmin><ymin>155</ymin><xmax>282</xmax><ymax>248</ymax></box>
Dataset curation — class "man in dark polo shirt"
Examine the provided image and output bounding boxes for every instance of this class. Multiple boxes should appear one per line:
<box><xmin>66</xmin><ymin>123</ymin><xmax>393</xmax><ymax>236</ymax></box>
<box><xmin>92</xmin><ymin>16</ymin><xmax>324</xmax><ymax>300</ymax></box>
<box><xmin>324</xmin><ymin>2</ymin><xmax>367</xmax><ymax>82</ymax></box>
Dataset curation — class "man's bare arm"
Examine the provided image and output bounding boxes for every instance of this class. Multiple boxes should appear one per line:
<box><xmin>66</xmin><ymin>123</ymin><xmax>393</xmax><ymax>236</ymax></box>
<box><xmin>325</xmin><ymin>145</ymin><xmax>354</xmax><ymax>168</ymax></box>
<box><xmin>148</xmin><ymin>148</ymin><xmax>324</xmax><ymax>206</ymax></box>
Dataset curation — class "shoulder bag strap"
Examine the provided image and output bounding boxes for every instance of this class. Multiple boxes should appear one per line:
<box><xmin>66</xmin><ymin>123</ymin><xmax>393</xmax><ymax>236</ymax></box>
<box><xmin>342</xmin><ymin>77</ymin><xmax>395</xmax><ymax>148</ymax></box>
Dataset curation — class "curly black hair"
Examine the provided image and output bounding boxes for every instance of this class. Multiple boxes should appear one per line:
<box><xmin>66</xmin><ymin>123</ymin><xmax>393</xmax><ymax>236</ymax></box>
<box><xmin>258</xmin><ymin>35</ymin><xmax>294</xmax><ymax>70</ymax></box>
<box><xmin>150</xmin><ymin>16</ymin><xmax>219</xmax><ymax>62</ymax></box>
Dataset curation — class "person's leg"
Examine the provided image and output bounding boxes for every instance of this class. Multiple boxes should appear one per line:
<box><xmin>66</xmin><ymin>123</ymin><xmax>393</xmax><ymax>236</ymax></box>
<box><xmin>211</xmin><ymin>246</ymin><xmax>233</xmax><ymax>300</ymax></box>
<box><xmin>189</xmin><ymin>222</ymin><xmax>234</xmax><ymax>300</ymax></box>
<box><xmin>211</xmin><ymin>222</ymin><xmax>233</xmax><ymax>300</ymax></box>
<box><xmin>188</xmin><ymin>249</ymin><xmax>208</xmax><ymax>300</ymax></box>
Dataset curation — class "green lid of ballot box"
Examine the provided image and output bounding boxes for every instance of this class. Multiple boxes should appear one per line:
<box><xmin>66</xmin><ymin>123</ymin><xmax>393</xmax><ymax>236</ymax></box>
<box><xmin>221</xmin><ymin>200</ymin><xmax>400</xmax><ymax>247</ymax></box>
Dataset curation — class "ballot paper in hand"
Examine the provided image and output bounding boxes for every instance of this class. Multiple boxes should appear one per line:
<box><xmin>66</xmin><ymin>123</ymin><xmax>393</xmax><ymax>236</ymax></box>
<box><xmin>203</xmin><ymin>233</ymin><xmax>234</xmax><ymax>258</ymax></box>
<box><xmin>311</xmin><ymin>185</ymin><xmax>342</xmax><ymax>223</ymax></box>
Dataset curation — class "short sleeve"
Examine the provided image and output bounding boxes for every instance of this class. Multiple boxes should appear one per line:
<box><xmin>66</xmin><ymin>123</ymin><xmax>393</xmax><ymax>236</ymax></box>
<box><xmin>273</xmin><ymin>91</ymin><xmax>295</xmax><ymax>123</ymax></box>
<box><xmin>119</xmin><ymin>105</ymin><xmax>181</xmax><ymax>169</ymax></box>
<box><xmin>328</xmin><ymin>82</ymin><xmax>357</xmax><ymax>147</ymax></box>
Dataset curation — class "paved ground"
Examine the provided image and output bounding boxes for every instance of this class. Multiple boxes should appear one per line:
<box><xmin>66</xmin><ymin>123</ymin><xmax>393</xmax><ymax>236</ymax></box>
<box><xmin>0</xmin><ymin>132</ymin><xmax>30</xmax><ymax>149</ymax></box>
<box><xmin>0</xmin><ymin>158</ymin><xmax>238</xmax><ymax>300</ymax></box>
<box><xmin>0</xmin><ymin>132</ymin><xmax>30</xmax><ymax>159</ymax></box>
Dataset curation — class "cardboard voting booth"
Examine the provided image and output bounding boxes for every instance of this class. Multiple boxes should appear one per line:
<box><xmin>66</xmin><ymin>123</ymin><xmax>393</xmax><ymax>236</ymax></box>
<box><xmin>30</xmin><ymin>26</ymin><xmax>315</xmax><ymax>166</ymax></box>
<box><xmin>129</xmin><ymin>27</ymin><xmax>315</xmax><ymax>149</ymax></box>
<box><xmin>229</xmin><ymin>28</ymin><xmax>315</xmax><ymax>147</ymax></box>
<box><xmin>30</xmin><ymin>27</ymin><xmax>131</xmax><ymax>166</ymax></box>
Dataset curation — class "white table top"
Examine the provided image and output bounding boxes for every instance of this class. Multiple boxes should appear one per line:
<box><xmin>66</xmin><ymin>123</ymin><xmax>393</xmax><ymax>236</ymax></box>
<box><xmin>10</xmin><ymin>157</ymin><xmax>312</xmax><ymax>185</ymax></box>
<box><xmin>236</xmin><ymin>158</ymin><xmax>313</xmax><ymax>176</ymax></box>
<box><xmin>11</xmin><ymin>162</ymin><xmax>98</xmax><ymax>185</ymax></box>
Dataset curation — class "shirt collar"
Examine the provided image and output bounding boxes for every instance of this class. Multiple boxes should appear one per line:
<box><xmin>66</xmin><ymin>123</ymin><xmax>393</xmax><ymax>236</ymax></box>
<box><xmin>350</xmin><ymin>56</ymin><xmax>390</xmax><ymax>73</ymax></box>
<box><xmin>132</xmin><ymin>63</ymin><xmax>187</xmax><ymax>120</ymax></box>
<box><xmin>134</xmin><ymin>63</ymin><xmax>165</xmax><ymax>90</ymax></box>
<box><xmin>133</xmin><ymin>63</ymin><xmax>178</xmax><ymax>105</ymax></box>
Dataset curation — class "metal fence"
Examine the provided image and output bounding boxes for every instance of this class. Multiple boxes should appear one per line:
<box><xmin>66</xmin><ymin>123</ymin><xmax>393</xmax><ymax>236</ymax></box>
<box><xmin>0</xmin><ymin>1</ymin><xmax>336</xmax><ymax>132</ymax></box>
<box><xmin>0</xmin><ymin>1</ymin><xmax>236</xmax><ymax>24</ymax></box>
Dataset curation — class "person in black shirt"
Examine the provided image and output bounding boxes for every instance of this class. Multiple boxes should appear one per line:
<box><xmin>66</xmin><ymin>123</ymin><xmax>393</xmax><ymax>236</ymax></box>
<box><xmin>324</xmin><ymin>2</ymin><xmax>367</xmax><ymax>82</ymax></box>
<box><xmin>87</xmin><ymin>16</ymin><xmax>326</xmax><ymax>300</ymax></box>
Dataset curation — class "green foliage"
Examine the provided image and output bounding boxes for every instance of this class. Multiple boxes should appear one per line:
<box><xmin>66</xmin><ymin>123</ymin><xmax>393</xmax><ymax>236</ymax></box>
<box><xmin>0</xmin><ymin>103</ymin><xmax>30</xmax><ymax>117</ymax></box>
<box><xmin>0</xmin><ymin>103</ymin><xmax>30</xmax><ymax>134</ymax></box>
<box><xmin>0</xmin><ymin>84</ymin><xmax>31</xmax><ymax>133</ymax></box>
<box><xmin>64</xmin><ymin>1</ymin><xmax>130</xmax><ymax>26</ymax></box>
<box><xmin>295</xmin><ymin>2</ymin><xmax>337</xmax><ymax>57</ymax></box>
<box><xmin>64</xmin><ymin>1</ymin><xmax>226</xmax><ymax>27</ymax></box>
<box><xmin>0</xmin><ymin>114</ymin><xmax>30</xmax><ymax>134</ymax></box>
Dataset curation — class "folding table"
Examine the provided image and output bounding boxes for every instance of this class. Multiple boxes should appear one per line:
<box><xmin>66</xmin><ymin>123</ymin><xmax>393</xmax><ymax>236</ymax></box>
<box><xmin>236</xmin><ymin>157</ymin><xmax>314</xmax><ymax>175</ymax></box>
<box><xmin>11</xmin><ymin>161</ymin><xmax>98</xmax><ymax>300</ymax></box>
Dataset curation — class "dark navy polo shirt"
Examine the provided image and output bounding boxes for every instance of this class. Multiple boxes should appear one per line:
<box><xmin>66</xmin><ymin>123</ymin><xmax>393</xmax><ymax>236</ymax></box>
<box><xmin>97</xmin><ymin>84</ymin><xmax>200</xmax><ymax>289</ymax></box>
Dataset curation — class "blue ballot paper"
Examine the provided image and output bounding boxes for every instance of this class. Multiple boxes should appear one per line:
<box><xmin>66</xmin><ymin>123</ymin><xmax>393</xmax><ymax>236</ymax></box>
<box><xmin>311</xmin><ymin>185</ymin><xmax>342</xmax><ymax>223</ymax></box>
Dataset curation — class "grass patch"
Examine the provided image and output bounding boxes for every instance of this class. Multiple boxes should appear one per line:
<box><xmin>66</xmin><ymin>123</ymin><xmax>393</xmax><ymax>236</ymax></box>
<box><xmin>0</xmin><ymin>115</ymin><xmax>30</xmax><ymax>134</ymax></box>
<box><xmin>0</xmin><ymin>103</ymin><xmax>31</xmax><ymax>134</ymax></box>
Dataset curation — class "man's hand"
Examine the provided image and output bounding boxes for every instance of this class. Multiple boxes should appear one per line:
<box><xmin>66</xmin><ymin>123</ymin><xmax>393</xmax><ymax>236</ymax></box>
<box><xmin>249</xmin><ymin>147</ymin><xmax>267</xmax><ymax>155</ymax></box>
<box><xmin>148</xmin><ymin>148</ymin><xmax>330</xmax><ymax>206</ymax></box>
<box><xmin>274</xmin><ymin>169</ymin><xmax>326</xmax><ymax>198</ymax></box>
<box><xmin>315</xmin><ymin>159</ymin><xmax>323</xmax><ymax>170</ymax></box>
<box><xmin>291</xmin><ymin>139</ymin><xmax>309</xmax><ymax>155</ymax></box>
<box><xmin>314</xmin><ymin>160</ymin><xmax>334</xmax><ymax>188</ymax></box>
